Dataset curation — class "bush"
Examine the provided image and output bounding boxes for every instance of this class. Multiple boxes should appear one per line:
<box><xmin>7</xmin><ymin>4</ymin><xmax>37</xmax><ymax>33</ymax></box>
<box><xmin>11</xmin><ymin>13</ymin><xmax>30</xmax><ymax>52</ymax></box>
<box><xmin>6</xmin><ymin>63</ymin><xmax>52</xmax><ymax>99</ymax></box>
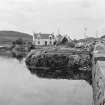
<box><xmin>13</xmin><ymin>38</ymin><xmax>25</xmax><ymax>45</ymax></box>
<box><xmin>67</xmin><ymin>42</ymin><xmax>75</xmax><ymax>48</ymax></box>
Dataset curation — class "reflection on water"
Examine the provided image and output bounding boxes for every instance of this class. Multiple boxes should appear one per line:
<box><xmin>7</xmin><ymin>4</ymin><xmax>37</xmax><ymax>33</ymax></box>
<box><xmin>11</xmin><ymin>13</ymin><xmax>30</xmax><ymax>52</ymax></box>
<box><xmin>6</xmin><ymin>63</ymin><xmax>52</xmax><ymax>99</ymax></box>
<box><xmin>28</xmin><ymin>66</ymin><xmax>92</xmax><ymax>85</ymax></box>
<box><xmin>0</xmin><ymin>57</ymin><xmax>92</xmax><ymax>105</ymax></box>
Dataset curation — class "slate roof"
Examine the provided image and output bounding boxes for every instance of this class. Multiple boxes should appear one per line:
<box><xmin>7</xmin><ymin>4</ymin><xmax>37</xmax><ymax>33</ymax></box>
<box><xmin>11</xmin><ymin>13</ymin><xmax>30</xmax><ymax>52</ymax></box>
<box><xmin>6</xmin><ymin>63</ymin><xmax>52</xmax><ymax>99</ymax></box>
<box><xmin>34</xmin><ymin>33</ymin><xmax>54</xmax><ymax>39</ymax></box>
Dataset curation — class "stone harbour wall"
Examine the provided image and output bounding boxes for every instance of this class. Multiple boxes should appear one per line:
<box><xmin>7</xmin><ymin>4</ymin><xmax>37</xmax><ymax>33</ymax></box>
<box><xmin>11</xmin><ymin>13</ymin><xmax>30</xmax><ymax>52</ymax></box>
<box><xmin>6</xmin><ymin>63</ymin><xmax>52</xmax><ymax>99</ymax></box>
<box><xmin>92</xmin><ymin>61</ymin><xmax>105</xmax><ymax>105</ymax></box>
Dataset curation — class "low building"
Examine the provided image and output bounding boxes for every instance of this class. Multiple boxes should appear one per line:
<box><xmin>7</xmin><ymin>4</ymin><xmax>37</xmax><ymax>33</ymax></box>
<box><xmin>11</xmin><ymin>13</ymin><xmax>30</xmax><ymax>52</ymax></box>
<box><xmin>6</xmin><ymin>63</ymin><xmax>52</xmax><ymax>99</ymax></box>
<box><xmin>33</xmin><ymin>33</ymin><xmax>55</xmax><ymax>46</ymax></box>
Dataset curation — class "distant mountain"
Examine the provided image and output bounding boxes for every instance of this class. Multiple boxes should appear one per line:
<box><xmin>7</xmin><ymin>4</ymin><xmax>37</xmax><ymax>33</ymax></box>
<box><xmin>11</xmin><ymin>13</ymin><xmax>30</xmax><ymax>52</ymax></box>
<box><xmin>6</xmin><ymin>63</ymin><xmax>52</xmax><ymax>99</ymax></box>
<box><xmin>0</xmin><ymin>31</ymin><xmax>33</xmax><ymax>45</ymax></box>
<box><xmin>78</xmin><ymin>37</ymin><xmax>98</xmax><ymax>42</ymax></box>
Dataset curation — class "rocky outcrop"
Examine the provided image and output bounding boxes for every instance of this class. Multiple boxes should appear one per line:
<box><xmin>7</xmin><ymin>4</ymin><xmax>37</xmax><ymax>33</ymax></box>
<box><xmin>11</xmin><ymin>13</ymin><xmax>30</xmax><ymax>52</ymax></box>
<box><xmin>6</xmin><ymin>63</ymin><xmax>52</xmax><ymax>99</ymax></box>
<box><xmin>25</xmin><ymin>49</ymin><xmax>92</xmax><ymax>84</ymax></box>
<box><xmin>26</xmin><ymin>53</ymin><xmax>69</xmax><ymax>68</ymax></box>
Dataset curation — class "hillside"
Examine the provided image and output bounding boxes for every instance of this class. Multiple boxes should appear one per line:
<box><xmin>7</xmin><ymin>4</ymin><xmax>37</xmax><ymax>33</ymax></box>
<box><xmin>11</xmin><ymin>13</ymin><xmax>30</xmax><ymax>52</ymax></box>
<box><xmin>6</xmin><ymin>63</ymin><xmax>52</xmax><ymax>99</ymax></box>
<box><xmin>0</xmin><ymin>31</ymin><xmax>33</xmax><ymax>45</ymax></box>
<box><xmin>78</xmin><ymin>37</ymin><xmax>98</xmax><ymax>42</ymax></box>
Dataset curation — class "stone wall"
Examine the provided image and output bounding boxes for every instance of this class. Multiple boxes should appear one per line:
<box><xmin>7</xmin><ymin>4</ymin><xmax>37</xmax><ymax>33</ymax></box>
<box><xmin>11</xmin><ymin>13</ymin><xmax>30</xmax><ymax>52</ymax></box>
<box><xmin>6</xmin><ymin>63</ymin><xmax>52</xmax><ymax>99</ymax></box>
<box><xmin>92</xmin><ymin>47</ymin><xmax>105</xmax><ymax>105</ymax></box>
<box><xmin>92</xmin><ymin>61</ymin><xmax>105</xmax><ymax>105</ymax></box>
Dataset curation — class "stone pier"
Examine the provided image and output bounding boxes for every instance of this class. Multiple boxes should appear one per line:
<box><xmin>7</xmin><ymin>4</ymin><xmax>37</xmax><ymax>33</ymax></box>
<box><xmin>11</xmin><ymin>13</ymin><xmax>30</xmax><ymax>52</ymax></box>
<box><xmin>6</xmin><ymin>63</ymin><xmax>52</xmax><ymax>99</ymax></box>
<box><xmin>92</xmin><ymin>43</ymin><xmax>105</xmax><ymax>105</ymax></box>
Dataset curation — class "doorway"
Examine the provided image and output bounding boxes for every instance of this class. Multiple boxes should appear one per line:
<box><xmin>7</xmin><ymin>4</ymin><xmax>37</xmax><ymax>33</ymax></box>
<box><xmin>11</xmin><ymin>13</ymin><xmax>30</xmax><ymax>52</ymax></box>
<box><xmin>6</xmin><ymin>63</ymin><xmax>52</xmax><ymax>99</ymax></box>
<box><xmin>45</xmin><ymin>41</ymin><xmax>47</xmax><ymax>46</ymax></box>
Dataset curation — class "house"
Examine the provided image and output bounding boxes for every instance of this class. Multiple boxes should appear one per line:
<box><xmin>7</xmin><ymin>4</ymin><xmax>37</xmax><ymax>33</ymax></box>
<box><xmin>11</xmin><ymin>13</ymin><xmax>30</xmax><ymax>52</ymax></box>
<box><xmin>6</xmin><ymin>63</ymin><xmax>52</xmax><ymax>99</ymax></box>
<box><xmin>33</xmin><ymin>33</ymin><xmax>55</xmax><ymax>46</ymax></box>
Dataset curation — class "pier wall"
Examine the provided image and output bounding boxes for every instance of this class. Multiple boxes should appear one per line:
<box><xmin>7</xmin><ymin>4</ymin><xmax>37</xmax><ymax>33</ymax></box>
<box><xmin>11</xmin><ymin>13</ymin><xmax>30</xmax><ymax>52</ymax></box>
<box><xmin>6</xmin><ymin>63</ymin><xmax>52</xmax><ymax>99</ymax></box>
<box><xmin>92</xmin><ymin>61</ymin><xmax>105</xmax><ymax>105</ymax></box>
<box><xmin>92</xmin><ymin>44</ymin><xmax>105</xmax><ymax>105</ymax></box>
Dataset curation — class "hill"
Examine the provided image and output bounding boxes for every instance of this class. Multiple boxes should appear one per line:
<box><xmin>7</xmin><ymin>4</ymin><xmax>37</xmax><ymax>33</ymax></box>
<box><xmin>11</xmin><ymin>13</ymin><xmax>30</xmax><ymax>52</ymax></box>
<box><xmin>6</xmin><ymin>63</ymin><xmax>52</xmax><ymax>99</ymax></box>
<box><xmin>0</xmin><ymin>31</ymin><xmax>33</xmax><ymax>45</ymax></box>
<box><xmin>78</xmin><ymin>37</ymin><xmax>98</xmax><ymax>42</ymax></box>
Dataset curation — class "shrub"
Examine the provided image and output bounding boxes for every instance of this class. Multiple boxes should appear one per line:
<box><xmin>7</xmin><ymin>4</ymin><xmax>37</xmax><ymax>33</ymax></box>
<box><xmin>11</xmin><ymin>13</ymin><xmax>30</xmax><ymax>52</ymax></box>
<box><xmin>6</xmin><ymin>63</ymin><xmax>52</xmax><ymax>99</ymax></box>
<box><xmin>67</xmin><ymin>42</ymin><xmax>75</xmax><ymax>48</ymax></box>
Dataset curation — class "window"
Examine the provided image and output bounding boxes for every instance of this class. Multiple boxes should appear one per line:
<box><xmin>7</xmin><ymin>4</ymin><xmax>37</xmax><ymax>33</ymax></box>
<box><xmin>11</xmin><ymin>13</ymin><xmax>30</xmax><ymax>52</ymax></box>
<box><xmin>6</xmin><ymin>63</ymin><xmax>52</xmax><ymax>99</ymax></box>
<box><xmin>45</xmin><ymin>41</ymin><xmax>47</xmax><ymax>46</ymax></box>
<box><xmin>38</xmin><ymin>36</ymin><xmax>40</xmax><ymax>40</ymax></box>
<box><xmin>49</xmin><ymin>37</ymin><xmax>52</xmax><ymax>40</ymax></box>
<box><xmin>38</xmin><ymin>41</ymin><xmax>40</xmax><ymax>44</ymax></box>
<box><xmin>50</xmin><ymin>41</ymin><xmax>52</xmax><ymax>45</ymax></box>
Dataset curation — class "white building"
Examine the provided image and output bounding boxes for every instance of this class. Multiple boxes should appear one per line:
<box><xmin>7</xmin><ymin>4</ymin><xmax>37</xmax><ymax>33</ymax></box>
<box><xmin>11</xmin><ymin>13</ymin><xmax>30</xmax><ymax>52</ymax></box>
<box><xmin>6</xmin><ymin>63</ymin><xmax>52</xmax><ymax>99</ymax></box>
<box><xmin>33</xmin><ymin>33</ymin><xmax>55</xmax><ymax>46</ymax></box>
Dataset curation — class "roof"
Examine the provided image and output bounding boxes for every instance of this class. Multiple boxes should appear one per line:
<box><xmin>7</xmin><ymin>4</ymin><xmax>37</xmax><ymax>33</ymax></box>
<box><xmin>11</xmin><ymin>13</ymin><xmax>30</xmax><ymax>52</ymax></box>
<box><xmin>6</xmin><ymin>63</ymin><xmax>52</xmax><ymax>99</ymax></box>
<box><xmin>34</xmin><ymin>33</ymin><xmax>54</xmax><ymax>39</ymax></box>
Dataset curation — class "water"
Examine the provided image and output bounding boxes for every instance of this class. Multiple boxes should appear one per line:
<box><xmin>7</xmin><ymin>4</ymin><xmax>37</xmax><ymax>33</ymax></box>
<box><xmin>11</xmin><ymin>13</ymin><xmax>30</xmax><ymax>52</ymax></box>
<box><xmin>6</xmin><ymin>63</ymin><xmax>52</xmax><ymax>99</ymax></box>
<box><xmin>0</xmin><ymin>57</ymin><xmax>92</xmax><ymax>105</ymax></box>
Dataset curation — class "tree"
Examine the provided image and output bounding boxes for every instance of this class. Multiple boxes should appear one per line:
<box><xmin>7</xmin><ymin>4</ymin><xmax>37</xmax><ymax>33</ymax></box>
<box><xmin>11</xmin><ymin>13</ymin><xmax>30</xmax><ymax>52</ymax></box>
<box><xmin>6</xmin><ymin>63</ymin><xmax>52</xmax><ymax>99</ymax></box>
<box><xmin>13</xmin><ymin>38</ymin><xmax>25</xmax><ymax>45</ymax></box>
<box><xmin>61</xmin><ymin>37</ymin><xmax>68</xmax><ymax>45</ymax></box>
<box><xmin>73</xmin><ymin>39</ymin><xmax>78</xmax><ymax>43</ymax></box>
<box><xmin>67</xmin><ymin>42</ymin><xmax>75</xmax><ymax>48</ymax></box>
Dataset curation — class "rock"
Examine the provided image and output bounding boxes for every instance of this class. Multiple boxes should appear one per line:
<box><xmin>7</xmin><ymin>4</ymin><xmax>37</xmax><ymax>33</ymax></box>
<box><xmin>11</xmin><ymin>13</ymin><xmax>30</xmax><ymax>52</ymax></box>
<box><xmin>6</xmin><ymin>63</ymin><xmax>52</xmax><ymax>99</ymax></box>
<box><xmin>25</xmin><ymin>48</ymin><xmax>92</xmax><ymax>85</ymax></box>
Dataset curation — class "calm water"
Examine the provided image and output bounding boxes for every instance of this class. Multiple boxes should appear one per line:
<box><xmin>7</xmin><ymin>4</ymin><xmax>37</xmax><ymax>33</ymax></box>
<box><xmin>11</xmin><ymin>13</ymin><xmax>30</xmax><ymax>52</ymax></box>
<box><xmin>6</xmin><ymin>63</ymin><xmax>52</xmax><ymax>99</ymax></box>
<box><xmin>0</xmin><ymin>57</ymin><xmax>92</xmax><ymax>105</ymax></box>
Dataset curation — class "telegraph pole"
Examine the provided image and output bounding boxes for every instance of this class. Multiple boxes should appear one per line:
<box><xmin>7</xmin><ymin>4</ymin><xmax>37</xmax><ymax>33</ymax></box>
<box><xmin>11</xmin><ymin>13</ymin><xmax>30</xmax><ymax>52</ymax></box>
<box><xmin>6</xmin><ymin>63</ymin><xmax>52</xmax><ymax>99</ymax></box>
<box><xmin>95</xmin><ymin>30</ymin><xmax>99</xmax><ymax>38</ymax></box>
<box><xmin>84</xmin><ymin>27</ymin><xmax>88</xmax><ymax>38</ymax></box>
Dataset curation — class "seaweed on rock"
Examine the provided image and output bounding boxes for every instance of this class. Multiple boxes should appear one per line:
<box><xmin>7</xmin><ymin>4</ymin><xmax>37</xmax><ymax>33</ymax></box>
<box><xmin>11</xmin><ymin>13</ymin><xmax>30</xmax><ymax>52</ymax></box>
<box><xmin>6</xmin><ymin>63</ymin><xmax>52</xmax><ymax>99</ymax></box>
<box><xmin>25</xmin><ymin>51</ymin><xmax>92</xmax><ymax>85</ymax></box>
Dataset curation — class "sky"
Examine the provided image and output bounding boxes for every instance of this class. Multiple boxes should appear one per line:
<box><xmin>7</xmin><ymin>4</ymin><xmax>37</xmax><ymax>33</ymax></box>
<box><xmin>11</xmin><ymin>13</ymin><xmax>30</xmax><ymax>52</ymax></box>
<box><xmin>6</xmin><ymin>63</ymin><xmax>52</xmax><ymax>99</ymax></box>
<box><xmin>0</xmin><ymin>0</ymin><xmax>105</xmax><ymax>39</ymax></box>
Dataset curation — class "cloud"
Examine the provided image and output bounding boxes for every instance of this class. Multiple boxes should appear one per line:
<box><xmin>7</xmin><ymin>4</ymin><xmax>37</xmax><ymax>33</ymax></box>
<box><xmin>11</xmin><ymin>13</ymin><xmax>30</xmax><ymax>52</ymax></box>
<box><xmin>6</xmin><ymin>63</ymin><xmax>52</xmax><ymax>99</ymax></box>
<box><xmin>80</xmin><ymin>0</ymin><xmax>93</xmax><ymax>8</ymax></box>
<box><xmin>0</xmin><ymin>0</ymin><xmax>104</xmax><ymax>39</ymax></box>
